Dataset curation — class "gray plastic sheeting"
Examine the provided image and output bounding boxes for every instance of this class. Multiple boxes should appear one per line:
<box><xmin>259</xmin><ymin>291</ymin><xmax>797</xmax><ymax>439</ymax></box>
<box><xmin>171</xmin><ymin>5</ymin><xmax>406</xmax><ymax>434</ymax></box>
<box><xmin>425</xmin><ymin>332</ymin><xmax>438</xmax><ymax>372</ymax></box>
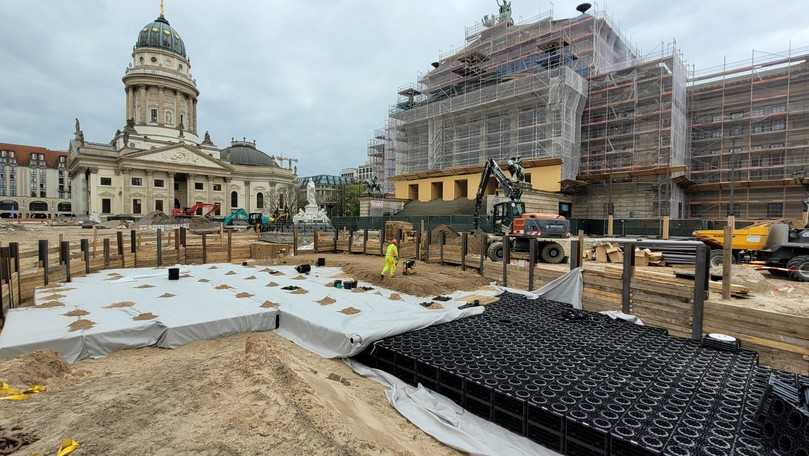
<box><xmin>348</xmin><ymin>360</ymin><xmax>561</xmax><ymax>456</ymax></box>
<box><xmin>531</xmin><ymin>267</ymin><xmax>583</xmax><ymax>309</ymax></box>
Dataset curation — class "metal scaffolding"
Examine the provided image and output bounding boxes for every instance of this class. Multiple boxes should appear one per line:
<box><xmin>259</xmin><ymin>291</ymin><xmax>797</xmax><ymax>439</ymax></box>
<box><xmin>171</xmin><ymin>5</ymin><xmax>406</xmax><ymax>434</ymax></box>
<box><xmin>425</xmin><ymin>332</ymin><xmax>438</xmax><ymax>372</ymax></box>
<box><xmin>687</xmin><ymin>45</ymin><xmax>809</xmax><ymax>219</ymax></box>
<box><xmin>370</xmin><ymin>4</ymin><xmax>636</xmax><ymax>191</ymax></box>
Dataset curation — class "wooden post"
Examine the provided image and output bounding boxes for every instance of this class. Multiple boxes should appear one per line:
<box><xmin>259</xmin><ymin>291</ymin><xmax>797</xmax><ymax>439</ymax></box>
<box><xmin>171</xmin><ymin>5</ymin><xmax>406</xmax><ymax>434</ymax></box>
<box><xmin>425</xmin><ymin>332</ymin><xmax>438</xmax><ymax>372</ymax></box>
<box><xmin>570</xmin><ymin>239</ymin><xmax>580</xmax><ymax>270</ymax></box>
<box><xmin>662</xmin><ymin>216</ymin><xmax>670</xmax><ymax>240</ymax></box>
<box><xmin>363</xmin><ymin>229</ymin><xmax>369</xmax><ymax>254</ymax></box>
<box><xmin>202</xmin><ymin>233</ymin><xmax>208</xmax><ymax>264</ymax></box>
<box><xmin>577</xmin><ymin>230</ymin><xmax>585</xmax><ymax>268</ymax></box>
<box><xmin>180</xmin><ymin>227</ymin><xmax>187</xmax><ymax>264</ymax></box>
<box><xmin>424</xmin><ymin>229</ymin><xmax>431</xmax><ymax>262</ymax></box>
<box><xmin>415</xmin><ymin>230</ymin><xmax>421</xmax><ymax>260</ymax></box>
<box><xmin>693</xmin><ymin>244</ymin><xmax>709</xmax><ymax>340</ymax></box>
<box><xmin>227</xmin><ymin>231</ymin><xmax>233</xmax><ymax>263</ymax></box>
<box><xmin>528</xmin><ymin>237</ymin><xmax>536</xmax><ymax>290</ymax></box>
<box><xmin>9</xmin><ymin>242</ymin><xmax>20</xmax><ymax>302</ymax></box>
<box><xmin>81</xmin><ymin>239</ymin><xmax>90</xmax><ymax>274</ymax></box>
<box><xmin>502</xmin><ymin>235</ymin><xmax>510</xmax><ymax>287</ymax></box>
<box><xmin>103</xmin><ymin>238</ymin><xmax>110</xmax><ymax>268</ymax></box>
<box><xmin>461</xmin><ymin>232</ymin><xmax>468</xmax><ymax>271</ymax></box>
<box><xmin>722</xmin><ymin>215</ymin><xmax>734</xmax><ymax>300</ymax></box>
<box><xmin>117</xmin><ymin>231</ymin><xmax>124</xmax><ymax>267</ymax></box>
<box><xmin>379</xmin><ymin>229</ymin><xmax>384</xmax><ymax>256</ymax></box>
<box><xmin>39</xmin><ymin>240</ymin><xmax>49</xmax><ymax>286</ymax></box>
<box><xmin>293</xmin><ymin>226</ymin><xmax>299</xmax><ymax>256</ymax></box>
<box><xmin>131</xmin><ymin>230</ymin><xmax>138</xmax><ymax>266</ymax></box>
<box><xmin>174</xmin><ymin>227</ymin><xmax>180</xmax><ymax>262</ymax></box>
<box><xmin>479</xmin><ymin>233</ymin><xmax>486</xmax><ymax>274</ymax></box>
<box><xmin>439</xmin><ymin>231</ymin><xmax>445</xmax><ymax>265</ymax></box>
<box><xmin>621</xmin><ymin>241</ymin><xmax>635</xmax><ymax>314</ymax></box>
<box><xmin>61</xmin><ymin>241</ymin><xmax>71</xmax><ymax>283</ymax></box>
<box><xmin>607</xmin><ymin>214</ymin><xmax>614</xmax><ymax>237</ymax></box>
<box><xmin>156</xmin><ymin>229</ymin><xmax>163</xmax><ymax>267</ymax></box>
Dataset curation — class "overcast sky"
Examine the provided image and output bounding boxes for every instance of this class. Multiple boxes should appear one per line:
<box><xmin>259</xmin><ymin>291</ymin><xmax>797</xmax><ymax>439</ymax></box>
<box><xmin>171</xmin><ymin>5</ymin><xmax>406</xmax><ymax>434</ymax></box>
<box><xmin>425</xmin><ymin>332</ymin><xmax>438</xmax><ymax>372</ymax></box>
<box><xmin>1</xmin><ymin>0</ymin><xmax>808</xmax><ymax>176</ymax></box>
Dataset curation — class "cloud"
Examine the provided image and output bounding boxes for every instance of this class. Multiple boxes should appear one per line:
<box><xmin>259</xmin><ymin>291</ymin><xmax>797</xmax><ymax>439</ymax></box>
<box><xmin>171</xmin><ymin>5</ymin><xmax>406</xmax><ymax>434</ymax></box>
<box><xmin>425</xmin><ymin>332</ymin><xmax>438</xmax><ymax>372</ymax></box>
<box><xmin>0</xmin><ymin>0</ymin><xmax>806</xmax><ymax>175</ymax></box>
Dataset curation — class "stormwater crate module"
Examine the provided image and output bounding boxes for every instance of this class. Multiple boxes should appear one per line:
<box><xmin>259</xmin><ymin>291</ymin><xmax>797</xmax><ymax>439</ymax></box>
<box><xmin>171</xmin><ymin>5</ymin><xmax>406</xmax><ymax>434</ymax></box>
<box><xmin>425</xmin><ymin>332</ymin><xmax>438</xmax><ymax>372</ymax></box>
<box><xmin>354</xmin><ymin>292</ymin><xmax>809</xmax><ymax>456</ymax></box>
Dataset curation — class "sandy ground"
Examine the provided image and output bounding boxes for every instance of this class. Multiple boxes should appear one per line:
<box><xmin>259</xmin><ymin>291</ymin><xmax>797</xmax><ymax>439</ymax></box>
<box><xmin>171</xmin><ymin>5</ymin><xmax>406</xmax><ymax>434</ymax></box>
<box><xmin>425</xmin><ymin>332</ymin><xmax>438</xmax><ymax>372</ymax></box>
<box><xmin>0</xmin><ymin>332</ymin><xmax>462</xmax><ymax>456</ymax></box>
<box><xmin>281</xmin><ymin>253</ymin><xmax>490</xmax><ymax>297</ymax></box>
<box><xmin>0</xmin><ymin>255</ymin><xmax>490</xmax><ymax>455</ymax></box>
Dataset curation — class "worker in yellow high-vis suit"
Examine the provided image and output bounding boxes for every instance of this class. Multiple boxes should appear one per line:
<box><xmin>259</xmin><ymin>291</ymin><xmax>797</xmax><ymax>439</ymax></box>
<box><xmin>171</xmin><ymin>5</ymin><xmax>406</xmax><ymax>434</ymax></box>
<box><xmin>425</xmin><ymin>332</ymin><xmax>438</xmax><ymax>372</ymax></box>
<box><xmin>380</xmin><ymin>239</ymin><xmax>398</xmax><ymax>279</ymax></box>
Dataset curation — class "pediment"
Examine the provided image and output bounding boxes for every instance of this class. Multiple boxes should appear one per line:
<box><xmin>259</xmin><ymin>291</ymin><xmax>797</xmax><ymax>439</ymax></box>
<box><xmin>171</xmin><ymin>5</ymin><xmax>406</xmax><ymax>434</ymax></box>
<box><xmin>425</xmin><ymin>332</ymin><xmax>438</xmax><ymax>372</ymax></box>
<box><xmin>123</xmin><ymin>145</ymin><xmax>230</xmax><ymax>170</ymax></box>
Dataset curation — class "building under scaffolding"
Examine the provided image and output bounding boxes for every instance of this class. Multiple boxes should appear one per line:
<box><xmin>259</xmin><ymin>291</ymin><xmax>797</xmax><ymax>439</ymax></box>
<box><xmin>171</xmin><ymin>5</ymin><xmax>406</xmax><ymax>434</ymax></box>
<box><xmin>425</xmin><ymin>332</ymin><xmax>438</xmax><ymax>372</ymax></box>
<box><xmin>370</xmin><ymin>2</ymin><xmax>809</xmax><ymax>221</ymax></box>
<box><xmin>687</xmin><ymin>48</ymin><xmax>809</xmax><ymax>220</ymax></box>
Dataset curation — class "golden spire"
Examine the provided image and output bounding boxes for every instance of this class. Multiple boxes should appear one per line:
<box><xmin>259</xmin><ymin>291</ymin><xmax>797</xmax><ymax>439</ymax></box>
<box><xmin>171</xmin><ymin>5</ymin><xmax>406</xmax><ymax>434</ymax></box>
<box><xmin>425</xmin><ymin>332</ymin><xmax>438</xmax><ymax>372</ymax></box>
<box><xmin>160</xmin><ymin>0</ymin><xmax>165</xmax><ymax>16</ymax></box>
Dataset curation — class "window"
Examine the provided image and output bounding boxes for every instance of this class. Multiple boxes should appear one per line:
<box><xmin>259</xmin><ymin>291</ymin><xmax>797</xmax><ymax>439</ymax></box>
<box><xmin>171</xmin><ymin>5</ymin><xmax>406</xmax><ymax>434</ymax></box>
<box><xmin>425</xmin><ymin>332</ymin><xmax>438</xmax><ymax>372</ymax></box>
<box><xmin>767</xmin><ymin>202</ymin><xmax>783</xmax><ymax>218</ymax></box>
<box><xmin>213</xmin><ymin>183</ymin><xmax>222</xmax><ymax>191</ymax></box>
<box><xmin>102</xmin><ymin>199</ymin><xmax>111</xmax><ymax>214</ymax></box>
<box><xmin>150</xmin><ymin>108</ymin><xmax>158</xmax><ymax>123</ymax></box>
<box><xmin>131</xmin><ymin>177</ymin><xmax>142</xmax><ymax>186</ymax></box>
<box><xmin>132</xmin><ymin>199</ymin><xmax>142</xmax><ymax>215</ymax></box>
<box><xmin>256</xmin><ymin>192</ymin><xmax>264</xmax><ymax>209</ymax></box>
<box><xmin>454</xmin><ymin>180</ymin><xmax>468</xmax><ymax>199</ymax></box>
<box><xmin>231</xmin><ymin>191</ymin><xmax>238</xmax><ymax>208</ymax></box>
<box><xmin>194</xmin><ymin>182</ymin><xmax>204</xmax><ymax>190</ymax></box>
<box><xmin>155</xmin><ymin>199</ymin><xmax>164</xmax><ymax>212</ymax></box>
<box><xmin>154</xmin><ymin>179</ymin><xmax>164</xmax><ymax>188</ymax></box>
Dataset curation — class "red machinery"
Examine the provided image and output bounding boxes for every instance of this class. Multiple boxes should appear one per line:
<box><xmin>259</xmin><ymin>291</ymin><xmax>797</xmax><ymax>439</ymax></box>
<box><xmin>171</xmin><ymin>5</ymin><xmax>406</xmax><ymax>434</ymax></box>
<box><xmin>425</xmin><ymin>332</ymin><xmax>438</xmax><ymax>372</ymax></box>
<box><xmin>171</xmin><ymin>202</ymin><xmax>219</xmax><ymax>218</ymax></box>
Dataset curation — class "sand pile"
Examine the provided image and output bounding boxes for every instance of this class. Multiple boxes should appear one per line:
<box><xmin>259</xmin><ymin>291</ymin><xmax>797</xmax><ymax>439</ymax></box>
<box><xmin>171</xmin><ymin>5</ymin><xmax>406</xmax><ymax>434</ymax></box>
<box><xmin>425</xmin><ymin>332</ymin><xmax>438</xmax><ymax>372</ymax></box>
<box><xmin>0</xmin><ymin>351</ymin><xmax>69</xmax><ymax>387</ymax></box>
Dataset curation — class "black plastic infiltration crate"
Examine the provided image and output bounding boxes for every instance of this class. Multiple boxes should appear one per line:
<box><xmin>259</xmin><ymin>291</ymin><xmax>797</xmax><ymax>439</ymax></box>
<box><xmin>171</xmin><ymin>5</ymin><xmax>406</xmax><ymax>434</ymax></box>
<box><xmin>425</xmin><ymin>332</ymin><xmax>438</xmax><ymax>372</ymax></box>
<box><xmin>355</xmin><ymin>292</ymin><xmax>809</xmax><ymax>456</ymax></box>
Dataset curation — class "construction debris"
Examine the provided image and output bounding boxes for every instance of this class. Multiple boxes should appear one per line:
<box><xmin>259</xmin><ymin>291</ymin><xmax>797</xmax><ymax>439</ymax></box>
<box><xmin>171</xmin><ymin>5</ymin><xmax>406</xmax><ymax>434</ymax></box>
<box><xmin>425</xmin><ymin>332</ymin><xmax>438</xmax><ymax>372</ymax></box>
<box><xmin>590</xmin><ymin>242</ymin><xmax>664</xmax><ymax>266</ymax></box>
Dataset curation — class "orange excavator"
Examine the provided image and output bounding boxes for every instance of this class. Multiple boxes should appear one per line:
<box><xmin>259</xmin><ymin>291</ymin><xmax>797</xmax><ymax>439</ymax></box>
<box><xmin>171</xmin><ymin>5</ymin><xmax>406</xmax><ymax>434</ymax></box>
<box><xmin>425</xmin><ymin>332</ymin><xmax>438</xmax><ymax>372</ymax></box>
<box><xmin>172</xmin><ymin>202</ymin><xmax>218</xmax><ymax>218</ymax></box>
<box><xmin>473</xmin><ymin>158</ymin><xmax>570</xmax><ymax>263</ymax></box>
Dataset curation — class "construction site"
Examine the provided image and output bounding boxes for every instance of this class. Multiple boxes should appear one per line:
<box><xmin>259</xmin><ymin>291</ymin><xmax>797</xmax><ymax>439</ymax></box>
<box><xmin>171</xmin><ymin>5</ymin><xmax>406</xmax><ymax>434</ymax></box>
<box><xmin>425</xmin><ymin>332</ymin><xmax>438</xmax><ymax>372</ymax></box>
<box><xmin>368</xmin><ymin>3</ymin><xmax>809</xmax><ymax>222</ymax></box>
<box><xmin>3</xmin><ymin>2</ymin><xmax>809</xmax><ymax>456</ymax></box>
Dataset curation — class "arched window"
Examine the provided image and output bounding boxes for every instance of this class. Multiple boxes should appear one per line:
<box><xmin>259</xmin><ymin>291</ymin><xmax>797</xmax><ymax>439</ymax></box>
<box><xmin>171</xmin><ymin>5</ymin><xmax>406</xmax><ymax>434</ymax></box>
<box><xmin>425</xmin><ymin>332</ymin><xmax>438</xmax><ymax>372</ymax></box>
<box><xmin>256</xmin><ymin>192</ymin><xmax>264</xmax><ymax>209</ymax></box>
<box><xmin>231</xmin><ymin>191</ymin><xmax>238</xmax><ymax>208</ymax></box>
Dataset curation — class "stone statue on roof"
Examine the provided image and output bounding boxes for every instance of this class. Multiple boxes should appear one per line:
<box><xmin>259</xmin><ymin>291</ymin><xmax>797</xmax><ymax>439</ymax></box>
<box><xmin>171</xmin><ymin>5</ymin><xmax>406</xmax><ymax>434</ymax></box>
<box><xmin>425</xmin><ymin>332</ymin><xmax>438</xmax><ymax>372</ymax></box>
<box><xmin>74</xmin><ymin>117</ymin><xmax>85</xmax><ymax>144</ymax></box>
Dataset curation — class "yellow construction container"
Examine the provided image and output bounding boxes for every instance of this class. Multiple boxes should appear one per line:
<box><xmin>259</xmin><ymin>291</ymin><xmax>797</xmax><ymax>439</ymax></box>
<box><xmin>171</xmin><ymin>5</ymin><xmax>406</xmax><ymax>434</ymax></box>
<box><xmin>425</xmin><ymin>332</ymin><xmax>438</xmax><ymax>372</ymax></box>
<box><xmin>692</xmin><ymin>221</ymin><xmax>774</xmax><ymax>251</ymax></box>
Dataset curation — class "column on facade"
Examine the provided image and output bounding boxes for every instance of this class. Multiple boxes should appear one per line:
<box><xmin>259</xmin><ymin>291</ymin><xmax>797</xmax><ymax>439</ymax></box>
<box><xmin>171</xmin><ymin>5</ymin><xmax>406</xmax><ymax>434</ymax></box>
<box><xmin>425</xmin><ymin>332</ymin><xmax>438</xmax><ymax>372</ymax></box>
<box><xmin>192</xmin><ymin>99</ymin><xmax>197</xmax><ymax>134</ymax></box>
<box><xmin>186</xmin><ymin>97</ymin><xmax>192</xmax><ymax>132</ymax></box>
<box><xmin>144</xmin><ymin>170</ymin><xmax>152</xmax><ymax>212</ymax></box>
<box><xmin>139</xmin><ymin>85</ymin><xmax>148</xmax><ymax>124</ymax></box>
<box><xmin>167</xmin><ymin>172</ymin><xmax>175</xmax><ymax>212</ymax></box>
<box><xmin>118</xmin><ymin>168</ymin><xmax>127</xmax><ymax>215</ymax></box>
<box><xmin>126</xmin><ymin>87</ymin><xmax>133</xmax><ymax>121</ymax></box>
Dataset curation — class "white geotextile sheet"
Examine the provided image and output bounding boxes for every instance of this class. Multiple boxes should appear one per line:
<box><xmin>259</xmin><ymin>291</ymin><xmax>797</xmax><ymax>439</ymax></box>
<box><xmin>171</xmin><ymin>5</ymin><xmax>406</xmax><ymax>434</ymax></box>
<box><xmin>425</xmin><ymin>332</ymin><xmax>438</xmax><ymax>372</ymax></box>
<box><xmin>203</xmin><ymin>264</ymin><xmax>491</xmax><ymax>358</ymax></box>
<box><xmin>0</xmin><ymin>263</ymin><xmax>493</xmax><ymax>362</ymax></box>
<box><xmin>0</xmin><ymin>264</ymin><xmax>280</xmax><ymax>363</ymax></box>
<box><xmin>349</xmin><ymin>361</ymin><xmax>561</xmax><ymax>456</ymax></box>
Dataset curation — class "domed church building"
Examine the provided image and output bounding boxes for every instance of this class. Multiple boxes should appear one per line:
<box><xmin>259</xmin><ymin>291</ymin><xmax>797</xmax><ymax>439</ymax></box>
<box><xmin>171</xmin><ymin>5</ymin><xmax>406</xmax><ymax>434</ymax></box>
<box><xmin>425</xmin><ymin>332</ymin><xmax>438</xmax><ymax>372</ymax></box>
<box><xmin>68</xmin><ymin>5</ymin><xmax>296</xmax><ymax>219</ymax></box>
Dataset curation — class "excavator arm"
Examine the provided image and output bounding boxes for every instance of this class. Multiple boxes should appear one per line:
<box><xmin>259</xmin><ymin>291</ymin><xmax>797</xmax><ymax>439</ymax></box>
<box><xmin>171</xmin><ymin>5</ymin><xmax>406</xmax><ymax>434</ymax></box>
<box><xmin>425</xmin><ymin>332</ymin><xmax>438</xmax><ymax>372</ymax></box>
<box><xmin>474</xmin><ymin>158</ymin><xmax>523</xmax><ymax>229</ymax></box>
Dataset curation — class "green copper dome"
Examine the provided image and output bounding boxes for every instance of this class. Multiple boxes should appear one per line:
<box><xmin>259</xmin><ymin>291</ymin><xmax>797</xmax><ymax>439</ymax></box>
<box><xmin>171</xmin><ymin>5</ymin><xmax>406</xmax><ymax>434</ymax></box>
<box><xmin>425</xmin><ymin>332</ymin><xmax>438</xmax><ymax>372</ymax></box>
<box><xmin>135</xmin><ymin>15</ymin><xmax>186</xmax><ymax>59</ymax></box>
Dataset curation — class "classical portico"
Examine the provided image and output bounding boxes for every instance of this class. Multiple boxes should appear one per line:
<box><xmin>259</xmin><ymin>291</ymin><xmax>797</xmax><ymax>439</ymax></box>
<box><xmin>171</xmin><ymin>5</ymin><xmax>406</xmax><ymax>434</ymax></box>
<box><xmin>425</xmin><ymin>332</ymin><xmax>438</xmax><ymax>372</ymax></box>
<box><xmin>66</xmin><ymin>8</ymin><xmax>296</xmax><ymax>219</ymax></box>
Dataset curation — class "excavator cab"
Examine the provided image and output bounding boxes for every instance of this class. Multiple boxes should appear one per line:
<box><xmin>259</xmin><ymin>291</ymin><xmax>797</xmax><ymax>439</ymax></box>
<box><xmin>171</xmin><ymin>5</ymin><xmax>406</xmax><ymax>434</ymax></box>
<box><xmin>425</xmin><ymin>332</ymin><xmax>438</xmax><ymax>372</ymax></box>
<box><xmin>492</xmin><ymin>201</ymin><xmax>525</xmax><ymax>235</ymax></box>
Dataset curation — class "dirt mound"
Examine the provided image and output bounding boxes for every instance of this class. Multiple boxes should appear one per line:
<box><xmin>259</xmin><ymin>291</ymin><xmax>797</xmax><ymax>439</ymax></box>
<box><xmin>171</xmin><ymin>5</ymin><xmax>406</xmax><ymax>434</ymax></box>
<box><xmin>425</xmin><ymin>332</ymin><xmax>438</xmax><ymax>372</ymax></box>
<box><xmin>731</xmin><ymin>265</ymin><xmax>777</xmax><ymax>295</ymax></box>
<box><xmin>0</xmin><ymin>351</ymin><xmax>69</xmax><ymax>386</ymax></box>
<box><xmin>288</xmin><ymin>254</ymin><xmax>488</xmax><ymax>297</ymax></box>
